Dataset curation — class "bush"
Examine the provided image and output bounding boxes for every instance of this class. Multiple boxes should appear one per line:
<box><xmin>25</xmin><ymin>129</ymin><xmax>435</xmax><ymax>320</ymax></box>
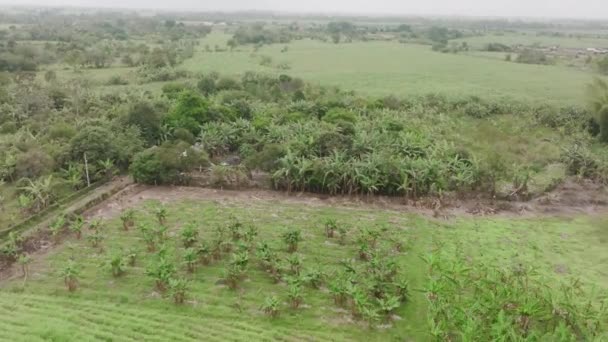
<box><xmin>106</xmin><ymin>75</ymin><xmax>129</xmax><ymax>86</ymax></box>
<box><xmin>561</xmin><ymin>142</ymin><xmax>598</xmax><ymax>178</ymax></box>
<box><xmin>15</xmin><ymin>149</ymin><xmax>55</xmax><ymax>179</ymax></box>
<box><xmin>599</xmin><ymin>106</ymin><xmax>608</xmax><ymax>143</ymax></box>
<box><xmin>216</xmin><ymin>77</ymin><xmax>241</xmax><ymax>92</ymax></box>
<box><xmin>483</xmin><ymin>43</ymin><xmax>511</xmax><ymax>52</ymax></box>
<box><xmin>69</xmin><ymin>126</ymin><xmax>118</xmax><ymax>165</ymax></box>
<box><xmin>597</xmin><ymin>56</ymin><xmax>608</xmax><ymax>75</ymax></box>
<box><xmin>130</xmin><ymin>142</ymin><xmax>209</xmax><ymax>185</ymax></box>
<box><xmin>322</xmin><ymin>108</ymin><xmax>357</xmax><ymax>124</ymax></box>
<box><xmin>164</xmin><ymin>90</ymin><xmax>216</xmax><ymax>135</ymax></box>
<box><xmin>162</xmin><ymin>82</ymin><xmax>190</xmax><ymax>100</ymax></box>
<box><xmin>245</xmin><ymin>144</ymin><xmax>286</xmax><ymax>171</ymax></box>
<box><xmin>124</xmin><ymin>101</ymin><xmax>162</xmax><ymax>146</ymax></box>
<box><xmin>516</xmin><ymin>49</ymin><xmax>551</xmax><ymax>65</ymax></box>
<box><xmin>47</xmin><ymin>122</ymin><xmax>77</xmax><ymax>141</ymax></box>
<box><xmin>197</xmin><ymin>74</ymin><xmax>217</xmax><ymax>96</ymax></box>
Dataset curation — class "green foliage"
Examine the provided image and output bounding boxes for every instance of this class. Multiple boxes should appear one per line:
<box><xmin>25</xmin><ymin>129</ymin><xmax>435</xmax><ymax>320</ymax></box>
<box><xmin>283</xmin><ymin>228</ymin><xmax>302</xmax><ymax>253</ymax></box>
<box><xmin>183</xmin><ymin>248</ymin><xmax>198</xmax><ymax>273</ymax></box>
<box><xmin>49</xmin><ymin>213</ymin><xmax>66</xmax><ymax>241</ymax></box>
<box><xmin>516</xmin><ymin>49</ymin><xmax>551</xmax><ymax>65</ymax></box>
<box><xmin>130</xmin><ymin>141</ymin><xmax>209</xmax><ymax>185</ymax></box>
<box><xmin>597</xmin><ymin>56</ymin><xmax>608</xmax><ymax>75</ymax></box>
<box><xmin>424</xmin><ymin>250</ymin><xmax>607</xmax><ymax>340</ymax></box>
<box><xmin>87</xmin><ymin>230</ymin><xmax>104</xmax><ymax>249</ymax></box>
<box><xmin>69</xmin><ymin>126</ymin><xmax>118</xmax><ymax>165</ymax></box>
<box><xmin>60</xmin><ymin>260</ymin><xmax>80</xmax><ymax>292</ymax></box>
<box><xmin>69</xmin><ymin>215</ymin><xmax>85</xmax><ymax>239</ymax></box>
<box><xmin>261</xmin><ymin>295</ymin><xmax>280</xmax><ymax>318</ymax></box>
<box><xmin>1</xmin><ymin>232</ymin><xmax>22</xmax><ymax>260</ymax></box>
<box><xmin>181</xmin><ymin>223</ymin><xmax>199</xmax><ymax>247</ymax></box>
<box><xmin>324</xmin><ymin>218</ymin><xmax>338</xmax><ymax>238</ymax></box>
<box><xmin>106</xmin><ymin>252</ymin><xmax>127</xmax><ymax>277</ymax></box>
<box><xmin>287</xmin><ymin>283</ymin><xmax>303</xmax><ymax>309</ymax></box>
<box><xmin>120</xmin><ymin>209</ymin><xmax>135</xmax><ymax>231</ymax></box>
<box><xmin>124</xmin><ymin>101</ymin><xmax>163</xmax><ymax>146</ymax></box>
<box><xmin>164</xmin><ymin>90</ymin><xmax>213</xmax><ymax>135</ymax></box>
<box><xmin>169</xmin><ymin>278</ymin><xmax>189</xmax><ymax>304</ymax></box>
<box><xmin>146</xmin><ymin>256</ymin><xmax>175</xmax><ymax>292</ymax></box>
<box><xmin>15</xmin><ymin>149</ymin><xmax>55</xmax><ymax>179</ymax></box>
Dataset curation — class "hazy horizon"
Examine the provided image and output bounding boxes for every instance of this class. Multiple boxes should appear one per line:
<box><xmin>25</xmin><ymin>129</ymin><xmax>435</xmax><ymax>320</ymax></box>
<box><xmin>0</xmin><ymin>0</ymin><xmax>607</xmax><ymax>20</ymax></box>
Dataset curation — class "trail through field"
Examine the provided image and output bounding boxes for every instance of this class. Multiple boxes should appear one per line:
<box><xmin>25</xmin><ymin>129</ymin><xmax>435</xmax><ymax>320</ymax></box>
<box><xmin>86</xmin><ymin>179</ymin><xmax>608</xmax><ymax>222</ymax></box>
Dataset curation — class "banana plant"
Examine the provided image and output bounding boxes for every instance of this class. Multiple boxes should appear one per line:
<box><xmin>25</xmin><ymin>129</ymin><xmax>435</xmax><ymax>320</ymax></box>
<box><xmin>61</xmin><ymin>260</ymin><xmax>80</xmax><ymax>292</ymax></box>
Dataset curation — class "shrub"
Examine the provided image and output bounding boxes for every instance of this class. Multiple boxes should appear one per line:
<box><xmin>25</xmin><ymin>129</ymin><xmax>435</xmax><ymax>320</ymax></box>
<box><xmin>597</xmin><ymin>56</ymin><xmax>608</xmax><ymax>75</ymax></box>
<box><xmin>61</xmin><ymin>261</ymin><xmax>80</xmax><ymax>292</ymax></box>
<box><xmin>283</xmin><ymin>229</ymin><xmax>302</xmax><ymax>253</ymax></box>
<box><xmin>165</xmin><ymin>90</ymin><xmax>230</xmax><ymax>135</ymax></box>
<box><xmin>120</xmin><ymin>209</ymin><xmax>135</xmax><ymax>231</ymax></box>
<box><xmin>322</xmin><ymin>108</ymin><xmax>357</xmax><ymax>124</ymax></box>
<box><xmin>261</xmin><ymin>296</ymin><xmax>280</xmax><ymax>318</ymax></box>
<box><xmin>483</xmin><ymin>43</ymin><xmax>511</xmax><ymax>52</ymax></box>
<box><xmin>181</xmin><ymin>223</ymin><xmax>199</xmax><ymax>248</ymax></box>
<box><xmin>124</xmin><ymin>101</ymin><xmax>162</xmax><ymax>146</ymax></box>
<box><xmin>197</xmin><ymin>74</ymin><xmax>217</xmax><ymax>95</ymax></box>
<box><xmin>106</xmin><ymin>75</ymin><xmax>129</xmax><ymax>86</ymax></box>
<box><xmin>162</xmin><ymin>82</ymin><xmax>190</xmax><ymax>100</ymax></box>
<box><xmin>516</xmin><ymin>49</ymin><xmax>551</xmax><ymax>65</ymax></box>
<box><xmin>106</xmin><ymin>253</ymin><xmax>127</xmax><ymax>277</ymax></box>
<box><xmin>245</xmin><ymin>144</ymin><xmax>286</xmax><ymax>171</ymax></box>
<box><xmin>69</xmin><ymin>126</ymin><xmax>118</xmax><ymax>165</ymax></box>
<box><xmin>561</xmin><ymin>142</ymin><xmax>599</xmax><ymax>178</ymax></box>
<box><xmin>169</xmin><ymin>278</ymin><xmax>189</xmax><ymax>304</ymax></box>
<box><xmin>15</xmin><ymin>149</ymin><xmax>55</xmax><ymax>179</ymax></box>
<box><xmin>47</xmin><ymin>122</ymin><xmax>77</xmax><ymax>141</ymax></box>
<box><xmin>130</xmin><ymin>142</ymin><xmax>209</xmax><ymax>185</ymax></box>
<box><xmin>599</xmin><ymin>106</ymin><xmax>608</xmax><ymax>143</ymax></box>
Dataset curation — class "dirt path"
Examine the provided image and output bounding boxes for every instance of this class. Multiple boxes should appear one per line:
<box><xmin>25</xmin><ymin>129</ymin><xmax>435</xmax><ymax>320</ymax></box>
<box><xmin>84</xmin><ymin>179</ymin><xmax>608</xmax><ymax>221</ymax></box>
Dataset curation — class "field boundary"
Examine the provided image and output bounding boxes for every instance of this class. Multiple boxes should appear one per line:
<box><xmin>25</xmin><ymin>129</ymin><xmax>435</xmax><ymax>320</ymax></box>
<box><xmin>0</xmin><ymin>177</ymin><xmax>134</xmax><ymax>267</ymax></box>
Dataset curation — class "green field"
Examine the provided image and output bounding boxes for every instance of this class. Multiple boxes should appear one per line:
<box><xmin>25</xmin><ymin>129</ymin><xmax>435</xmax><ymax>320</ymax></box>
<box><xmin>1</xmin><ymin>193</ymin><xmax>606</xmax><ymax>341</ymax></box>
<box><xmin>454</xmin><ymin>32</ymin><xmax>608</xmax><ymax>49</ymax></box>
<box><xmin>178</xmin><ymin>32</ymin><xmax>598</xmax><ymax>105</ymax></box>
<box><xmin>48</xmin><ymin>31</ymin><xmax>605</xmax><ymax>106</ymax></box>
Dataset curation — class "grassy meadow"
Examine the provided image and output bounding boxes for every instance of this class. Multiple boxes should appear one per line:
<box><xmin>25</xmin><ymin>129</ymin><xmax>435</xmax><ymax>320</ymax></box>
<box><xmin>1</xmin><ymin>196</ymin><xmax>606</xmax><ymax>341</ymax></box>
<box><xmin>47</xmin><ymin>31</ymin><xmax>602</xmax><ymax>105</ymax></box>
<box><xmin>180</xmin><ymin>32</ymin><xmax>596</xmax><ymax>105</ymax></box>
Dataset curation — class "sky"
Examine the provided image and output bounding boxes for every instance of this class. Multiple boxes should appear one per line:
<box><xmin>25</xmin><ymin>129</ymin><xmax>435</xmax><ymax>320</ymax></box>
<box><xmin>0</xmin><ymin>0</ymin><xmax>606</xmax><ymax>19</ymax></box>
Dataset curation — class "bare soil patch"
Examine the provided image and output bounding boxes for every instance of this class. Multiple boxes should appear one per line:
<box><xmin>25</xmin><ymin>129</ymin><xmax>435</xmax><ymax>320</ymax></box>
<box><xmin>84</xmin><ymin>179</ymin><xmax>608</xmax><ymax>222</ymax></box>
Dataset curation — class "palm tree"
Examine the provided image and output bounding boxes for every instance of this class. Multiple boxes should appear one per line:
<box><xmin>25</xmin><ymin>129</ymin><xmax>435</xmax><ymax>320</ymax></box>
<box><xmin>586</xmin><ymin>78</ymin><xmax>608</xmax><ymax>142</ymax></box>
